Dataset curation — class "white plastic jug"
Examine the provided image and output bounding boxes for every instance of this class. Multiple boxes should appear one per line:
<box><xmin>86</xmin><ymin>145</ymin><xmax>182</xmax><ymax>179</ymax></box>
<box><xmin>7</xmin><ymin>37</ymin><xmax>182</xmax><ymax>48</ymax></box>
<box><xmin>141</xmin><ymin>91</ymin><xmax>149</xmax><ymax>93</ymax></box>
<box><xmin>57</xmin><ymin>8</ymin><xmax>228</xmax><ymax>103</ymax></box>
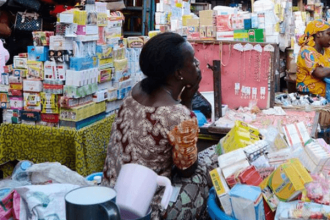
<box><xmin>114</xmin><ymin>164</ymin><xmax>173</xmax><ymax>218</ymax></box>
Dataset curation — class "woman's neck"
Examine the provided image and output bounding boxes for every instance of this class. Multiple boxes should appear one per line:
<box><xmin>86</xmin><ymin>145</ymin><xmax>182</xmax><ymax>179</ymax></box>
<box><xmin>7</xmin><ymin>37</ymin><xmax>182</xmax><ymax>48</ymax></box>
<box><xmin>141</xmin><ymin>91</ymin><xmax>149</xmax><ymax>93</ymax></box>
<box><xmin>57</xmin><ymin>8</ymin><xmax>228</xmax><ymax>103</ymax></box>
<box><xmin>314</xmin><ymin>43</ymin><xmax>324</xmax><ymax>55</ymax></box>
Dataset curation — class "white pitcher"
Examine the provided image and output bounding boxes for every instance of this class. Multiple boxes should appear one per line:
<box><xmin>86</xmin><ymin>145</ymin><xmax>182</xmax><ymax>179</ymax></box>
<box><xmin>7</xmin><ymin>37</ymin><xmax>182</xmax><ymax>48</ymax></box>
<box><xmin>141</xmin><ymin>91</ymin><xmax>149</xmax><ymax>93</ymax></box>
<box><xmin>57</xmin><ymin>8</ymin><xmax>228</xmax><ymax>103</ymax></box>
<box><xmin>114</xmin><ymin>163</ymin><xmax>173</xmax><ymax>218</ymax></box>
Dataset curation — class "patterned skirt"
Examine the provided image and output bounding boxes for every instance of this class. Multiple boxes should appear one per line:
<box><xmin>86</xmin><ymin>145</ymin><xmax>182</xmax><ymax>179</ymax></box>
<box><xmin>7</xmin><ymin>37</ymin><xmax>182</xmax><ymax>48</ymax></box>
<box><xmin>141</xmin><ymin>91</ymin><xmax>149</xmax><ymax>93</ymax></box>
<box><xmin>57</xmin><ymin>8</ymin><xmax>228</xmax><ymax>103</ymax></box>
<box><xmin>151</xmin><ymin>146</ymin><xmax>218</xmax><ymax>220</ymax></box>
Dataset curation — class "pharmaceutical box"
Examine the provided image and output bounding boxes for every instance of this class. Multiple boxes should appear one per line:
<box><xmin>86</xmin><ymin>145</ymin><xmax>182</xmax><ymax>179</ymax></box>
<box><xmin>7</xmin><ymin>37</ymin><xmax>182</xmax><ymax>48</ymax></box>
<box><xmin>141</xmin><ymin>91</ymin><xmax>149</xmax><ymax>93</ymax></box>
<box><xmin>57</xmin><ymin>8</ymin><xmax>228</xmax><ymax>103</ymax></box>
<box><xmin>234</xmin><ymin>30</ymin><xmax>248</xmax><ymax>41</ymax></box>
<box><xmin>70</xmin><ymin>56</ymin><xmax>98</xmax><ymax>71</ymax></box>
<box><xmin>32</xmin><ymin>31</ymin><xmax>54</xmax><ymax>46</ymax></box>
<box><xmin>59</xmin><ymin>13</ymin><xmax>74</xmax><ymax>23</ymax></box>
<box><xmin>21</xmin><ymin>110</ymin><xmax>41</xmax><ymax>121</ymax></box>
<box><xmin>216</xmin><ymin>15</ymin><xmax>233</xmax><ymax>32</ymax></box>
<box><xmin>260</xmin><ymin>158</ymin><xmax>313</xmax><ymax>211</ymax></box>
<box><xmin>60</xmin><ymin>112</ymin><xmax>106</xmax><ymax>130</ymax></box>
<box><xmin>50</xmin><ymin>36</ymin><xmax>66</xmax><ymax>51</ymax></box>
<box><xmin>64</xmin><ymin>83</ymin><xmax>98</xmax><ymax>99</ymax></box>
<box><xmin>60</xmin><ymin>101</ymin><xmax>106</xmax><ymax>122</ymax></box>
<box><xmin>13</xmin><ymin>69</ymin><xmax>27</xmax><ymax>78</ymax></box>
<box><xmin>74</xmin><ymin>10</ymin><xmax>87</xmax><ymax>25</ymax></box>
<box><xmin>13</xmin><ymin>56</ymin><xmax>28</xmax><ymax>69</ymax></box>
<box><xmin>9</xmin><ymin>97</ymin><xmax>23</xmax><ymax>110</ymax></box>
<box><xmin>27</xmin><ymin>61</ymin><xmax>44</xmax><ymax>79</ymax></box>
<box><xmin>98</xmin><ymin>68</ymin><xmax>112</xmax><ymax>83</ymax></box>
<box><xmin>248</xmin><ymin>29</ymin><xmax>264</xmax><ymax>43</ymax></box>
<box><xmin>23</xmin><ymin>79</ymin><xmax>43</xmax><ymax>92</ymax></box>
<box><xmin>230</xmin><ymin>184</ymin><xmax>265</xmax><ymax>220</ymax></box>
<box><xmin>8</xmin><ymin>89</ymin><xmax>23</xmax><ymax>97</ymax></box>
<box><xmin>96</xmin><ymin>44</ymin><xmax>113</xmax><ymax>59</ymax></box>
<box><xmin>28</xmin><ymin>46</ymin><xmax>49</xmax><ymax>62</ymax></box>
<box><xmin>23</xmin><ymin>92</ymin><xmax>41</xmax><ymax>112</ymax></box>
<box><xmin>209</xmin><ymin>168</ymin><xmax>232</xmax><ymax>216</ymax></box>
<box><xmin>9</xmin><ymin>83</ymin><xmax>23</xmax><ymax>90</ymax></box>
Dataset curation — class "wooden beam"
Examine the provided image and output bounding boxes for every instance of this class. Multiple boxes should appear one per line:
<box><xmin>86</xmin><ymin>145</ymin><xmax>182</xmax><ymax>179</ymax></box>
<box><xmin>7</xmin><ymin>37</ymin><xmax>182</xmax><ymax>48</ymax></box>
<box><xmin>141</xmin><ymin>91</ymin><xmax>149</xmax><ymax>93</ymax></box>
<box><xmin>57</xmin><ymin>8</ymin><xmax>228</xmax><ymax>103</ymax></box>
<box><xmin>251</xmin><ymin>0</ymin><xmax>254</xmax><ymax>13</ymax></box>
<box><xmin>298</xmin><ymin>0</ymin><xmax>304</xmax><ymax>11</ymax></box>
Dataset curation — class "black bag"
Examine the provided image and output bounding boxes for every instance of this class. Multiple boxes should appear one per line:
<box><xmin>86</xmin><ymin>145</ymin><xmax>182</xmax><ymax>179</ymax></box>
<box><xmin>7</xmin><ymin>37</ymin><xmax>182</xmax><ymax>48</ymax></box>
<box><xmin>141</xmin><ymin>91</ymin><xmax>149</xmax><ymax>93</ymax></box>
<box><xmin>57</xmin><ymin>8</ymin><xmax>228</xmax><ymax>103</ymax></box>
<box><xmin>14</xmin><ymin>11</ymin><xmax>43</xmax><ymax>31</ymax></box>
<box><xmin>192</xmin><ymin>92</ymin><xmax>212</xmax><ymax>119</ymax></box>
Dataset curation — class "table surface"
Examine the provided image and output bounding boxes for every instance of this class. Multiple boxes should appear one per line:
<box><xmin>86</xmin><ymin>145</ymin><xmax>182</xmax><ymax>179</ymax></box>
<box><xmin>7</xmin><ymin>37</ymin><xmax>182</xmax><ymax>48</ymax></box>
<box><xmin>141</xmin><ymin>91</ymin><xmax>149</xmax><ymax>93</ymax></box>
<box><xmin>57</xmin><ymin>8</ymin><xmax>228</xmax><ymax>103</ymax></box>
<box><xmin>208</xmin><ymin>110</ymin><xmax>320</xmax><ymax>139</ymax></box>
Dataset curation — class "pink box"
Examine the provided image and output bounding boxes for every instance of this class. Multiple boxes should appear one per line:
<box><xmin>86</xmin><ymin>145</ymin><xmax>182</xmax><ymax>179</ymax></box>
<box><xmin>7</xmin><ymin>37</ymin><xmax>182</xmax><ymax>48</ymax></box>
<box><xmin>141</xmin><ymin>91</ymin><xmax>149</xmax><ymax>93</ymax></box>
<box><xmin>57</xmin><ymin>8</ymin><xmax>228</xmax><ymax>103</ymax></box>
<box><xmin>216</xmin><ymin>15</ymin><xmax>233</xmax><ymax>31</ymax></box>
<box><xmin>10</xmin><ymin>97</ymin><xmax>23</xmax><ymax>110</ymax></box>
<box><xmin>76</xmin><ymin>25</ymin><xmax>86</xmax><ymax>35</ymax></box>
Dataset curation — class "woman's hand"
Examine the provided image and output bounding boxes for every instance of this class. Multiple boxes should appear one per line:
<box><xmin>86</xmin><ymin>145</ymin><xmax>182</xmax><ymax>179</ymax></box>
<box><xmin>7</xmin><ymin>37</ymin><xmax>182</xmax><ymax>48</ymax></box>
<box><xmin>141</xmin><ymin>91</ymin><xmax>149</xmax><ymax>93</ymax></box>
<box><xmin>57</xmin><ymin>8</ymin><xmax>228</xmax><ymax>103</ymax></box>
<box><xmin>180</xmin><ymin>74</ymin><xmax>202</xmax><ymax>110</ymax></box>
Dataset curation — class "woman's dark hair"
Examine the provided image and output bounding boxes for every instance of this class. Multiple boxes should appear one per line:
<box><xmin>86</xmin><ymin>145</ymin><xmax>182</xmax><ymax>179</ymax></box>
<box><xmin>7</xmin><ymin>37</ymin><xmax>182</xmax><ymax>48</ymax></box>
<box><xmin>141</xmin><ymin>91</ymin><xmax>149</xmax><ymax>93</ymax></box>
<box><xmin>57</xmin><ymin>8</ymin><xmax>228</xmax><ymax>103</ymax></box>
<box><xmin>139</xmin><ymin>32</ymin><xmax>187</xmax><ymax>94</ymax></box>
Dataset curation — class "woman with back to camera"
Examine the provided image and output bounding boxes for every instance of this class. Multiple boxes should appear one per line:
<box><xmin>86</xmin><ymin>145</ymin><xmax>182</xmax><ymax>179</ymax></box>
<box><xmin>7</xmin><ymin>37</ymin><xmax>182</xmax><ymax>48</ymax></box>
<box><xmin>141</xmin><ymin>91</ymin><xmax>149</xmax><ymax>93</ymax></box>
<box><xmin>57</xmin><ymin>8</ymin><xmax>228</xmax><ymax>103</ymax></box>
<box><xmin>102</xmin><ymin>32</ymin><xmax>217</xmax><ymax>219</ymax></box>
<box><xmin>296</xmin><ymin>19</ymin><xmax>330</xmax><ymax>96</ymax></box>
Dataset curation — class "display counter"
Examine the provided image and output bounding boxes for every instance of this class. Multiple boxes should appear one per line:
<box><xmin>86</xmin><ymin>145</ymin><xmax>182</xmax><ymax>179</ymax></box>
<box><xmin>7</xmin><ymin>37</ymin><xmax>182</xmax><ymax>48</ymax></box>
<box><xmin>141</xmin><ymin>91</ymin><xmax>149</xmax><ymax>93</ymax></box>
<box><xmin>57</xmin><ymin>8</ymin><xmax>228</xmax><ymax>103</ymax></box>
<box><xmin>0</xmin><ymin>115</ymin><xmax>115</xmax><ymax>177</ymax></box>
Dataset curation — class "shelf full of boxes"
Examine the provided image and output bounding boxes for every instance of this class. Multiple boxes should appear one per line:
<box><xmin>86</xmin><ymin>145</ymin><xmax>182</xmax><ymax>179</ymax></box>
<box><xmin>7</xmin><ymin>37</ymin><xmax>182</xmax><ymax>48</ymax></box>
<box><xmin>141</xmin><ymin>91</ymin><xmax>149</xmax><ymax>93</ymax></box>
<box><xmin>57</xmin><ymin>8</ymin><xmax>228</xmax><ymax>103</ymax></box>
<box><xmin>153</xmin><ymin>0</ymin><xmax>293</xmax><ymax>48</ymax></box>
<box><xmin>0</xmin><ymin>2</ymin><xmax>145</xmax><ymax>129</ymax></box>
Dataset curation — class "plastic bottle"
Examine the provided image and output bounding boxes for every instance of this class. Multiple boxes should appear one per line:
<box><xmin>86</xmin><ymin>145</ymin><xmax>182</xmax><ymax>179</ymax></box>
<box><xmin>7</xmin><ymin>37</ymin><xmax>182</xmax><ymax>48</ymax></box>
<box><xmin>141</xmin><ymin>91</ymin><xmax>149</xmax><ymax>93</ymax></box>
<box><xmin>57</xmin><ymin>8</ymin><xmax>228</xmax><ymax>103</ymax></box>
<box><xmin>12</xmin><ymin>160</ymin><xmax>34</xmax><ymax>183</ymax></box>
<box><xmin>93</xmin><ymin>176</ymin><xmax>102</xmax><ymax>185</ymax></box>
<box><xmin>281</xmin><ymin>95</ymin><xmax>290</xmax><ymax>106</ymax></box>
<box><xmin>320</xmin><ymin>97</ymin><xmax>328</xmax><ymax>105</ymax></box>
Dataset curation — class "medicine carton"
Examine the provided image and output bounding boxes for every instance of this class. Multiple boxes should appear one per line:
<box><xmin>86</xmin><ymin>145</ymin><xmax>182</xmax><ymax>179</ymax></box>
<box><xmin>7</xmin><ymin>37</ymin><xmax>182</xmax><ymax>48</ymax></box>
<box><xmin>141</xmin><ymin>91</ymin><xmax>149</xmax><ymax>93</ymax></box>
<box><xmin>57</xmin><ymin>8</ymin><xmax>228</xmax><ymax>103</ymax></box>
<box><xmin>229</xmin><ymin>184</ymin><xmax>265</xmax><ymax>220</ymax></box>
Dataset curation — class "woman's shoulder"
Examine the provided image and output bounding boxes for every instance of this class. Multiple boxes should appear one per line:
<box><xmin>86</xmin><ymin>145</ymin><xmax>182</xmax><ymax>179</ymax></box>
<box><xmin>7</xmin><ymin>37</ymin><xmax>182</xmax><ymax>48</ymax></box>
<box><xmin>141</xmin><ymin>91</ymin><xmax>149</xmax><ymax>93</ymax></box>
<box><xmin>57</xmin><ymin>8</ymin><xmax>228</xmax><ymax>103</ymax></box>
<box><xmin>299</xmin><ymin>45</ymin><xmax>317</xmax><ymax>53</ymax></box>
<box><xmin>325</xmin><ymin>47</ymin><xmax>330</xmax><ymax>55</ymax></box>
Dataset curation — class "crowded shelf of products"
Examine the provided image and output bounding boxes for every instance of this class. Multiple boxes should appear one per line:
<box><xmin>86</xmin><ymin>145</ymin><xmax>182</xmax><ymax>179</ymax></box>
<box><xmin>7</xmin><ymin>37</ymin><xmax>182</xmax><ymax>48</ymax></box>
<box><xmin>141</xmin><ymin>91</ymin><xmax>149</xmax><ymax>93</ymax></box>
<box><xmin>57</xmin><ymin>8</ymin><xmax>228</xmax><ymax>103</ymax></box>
<box><xmin>0</xmin><ymin>2</ymin><xmax>146</xmax><ymax>128</ymax></box>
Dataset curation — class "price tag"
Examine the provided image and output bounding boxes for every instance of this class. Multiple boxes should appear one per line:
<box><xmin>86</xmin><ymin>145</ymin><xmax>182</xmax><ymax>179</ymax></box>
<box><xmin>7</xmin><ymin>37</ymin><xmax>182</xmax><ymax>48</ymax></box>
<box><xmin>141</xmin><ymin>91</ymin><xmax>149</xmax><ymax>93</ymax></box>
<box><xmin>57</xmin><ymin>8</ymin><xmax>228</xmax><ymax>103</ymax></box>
<box><xmin>260</xmin><ymin>87</ymin><xmax>266</xmax><ymax>95</ymax></box>
<box><xmin>252</xmin><ymin>87</ymin><xmax>257</xmax><ymax>95</ymax></box>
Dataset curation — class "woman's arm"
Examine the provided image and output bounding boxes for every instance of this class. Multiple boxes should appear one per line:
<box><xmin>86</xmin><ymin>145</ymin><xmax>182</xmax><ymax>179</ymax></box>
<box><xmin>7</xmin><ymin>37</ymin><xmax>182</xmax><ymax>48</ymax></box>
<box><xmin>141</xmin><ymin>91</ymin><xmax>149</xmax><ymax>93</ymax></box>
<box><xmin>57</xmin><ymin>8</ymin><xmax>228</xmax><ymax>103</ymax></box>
<box><xmin>313</xmin><ymin>66</ymin><xmax>330</xmax><ymax>79</ymax></box>
<box><xmin>168</xmin><ymin>118</ymin><xmax>199</xmax><ymax>178</ymax></box>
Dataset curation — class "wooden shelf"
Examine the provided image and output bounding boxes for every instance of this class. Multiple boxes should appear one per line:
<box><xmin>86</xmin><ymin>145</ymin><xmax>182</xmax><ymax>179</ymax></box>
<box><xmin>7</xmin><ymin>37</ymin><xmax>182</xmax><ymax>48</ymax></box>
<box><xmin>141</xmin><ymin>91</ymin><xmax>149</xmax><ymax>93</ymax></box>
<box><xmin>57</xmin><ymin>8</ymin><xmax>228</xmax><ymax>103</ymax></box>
<box><xmin>123</xmin><ymin>31</ymin><xmax>142</xmax><ymax>36</ymax></box>
<box><xmin>188</xmin><ymin>39</ymin><xmax>278</xmax><ymax>46</ymax></box>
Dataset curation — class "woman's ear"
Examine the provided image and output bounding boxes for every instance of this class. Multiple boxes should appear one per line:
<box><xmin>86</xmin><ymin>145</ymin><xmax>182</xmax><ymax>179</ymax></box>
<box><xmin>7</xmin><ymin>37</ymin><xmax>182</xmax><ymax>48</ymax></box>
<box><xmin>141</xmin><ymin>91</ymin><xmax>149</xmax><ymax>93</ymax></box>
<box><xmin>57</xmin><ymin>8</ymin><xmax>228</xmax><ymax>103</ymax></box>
<box><xmin>315</xmin><ymin>31</ymin><xmax>323</xmax><ymax>38</ymax></box>
<box><xmin>174</xmin><ymin>70</ymin><xmax>184</xmax><ymax>81</ymax></box>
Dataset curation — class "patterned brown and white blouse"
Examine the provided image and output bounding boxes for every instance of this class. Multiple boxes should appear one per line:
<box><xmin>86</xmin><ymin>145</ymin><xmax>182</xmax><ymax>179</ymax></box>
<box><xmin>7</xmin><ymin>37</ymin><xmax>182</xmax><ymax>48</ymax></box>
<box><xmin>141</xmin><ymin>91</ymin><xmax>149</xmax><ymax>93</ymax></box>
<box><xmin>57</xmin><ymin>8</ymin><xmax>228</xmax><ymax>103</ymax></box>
<box><xmin>102</xmin><ymin>92</ymin><xmax>199</xmax><ymax>188</ymax></box>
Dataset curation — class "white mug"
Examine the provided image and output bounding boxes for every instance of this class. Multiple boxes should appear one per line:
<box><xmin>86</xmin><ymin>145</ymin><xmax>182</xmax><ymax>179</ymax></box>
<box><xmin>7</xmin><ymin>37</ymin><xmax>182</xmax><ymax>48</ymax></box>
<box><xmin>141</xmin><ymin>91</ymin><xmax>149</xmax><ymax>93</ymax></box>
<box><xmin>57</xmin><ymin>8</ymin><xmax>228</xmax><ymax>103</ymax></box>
<box><xmin>114</xmin><ymin>163</ymin><xmax>173</xmax><ymax>218</ymax></box>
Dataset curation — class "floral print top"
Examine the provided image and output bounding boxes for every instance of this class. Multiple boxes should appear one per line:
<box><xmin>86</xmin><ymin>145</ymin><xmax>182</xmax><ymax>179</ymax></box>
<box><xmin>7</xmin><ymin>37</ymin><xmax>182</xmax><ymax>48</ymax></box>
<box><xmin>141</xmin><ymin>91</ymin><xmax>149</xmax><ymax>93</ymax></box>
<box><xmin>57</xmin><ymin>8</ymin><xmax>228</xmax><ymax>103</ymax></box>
<box><xmin>101</xmin><ymin>92</ymin><xmax>198</xmax><ymax>188</ymax></box>
<box><xmin>296</xmin><ymin>45</ymin><xmax>330</xmax><ymax>96</ymax></box>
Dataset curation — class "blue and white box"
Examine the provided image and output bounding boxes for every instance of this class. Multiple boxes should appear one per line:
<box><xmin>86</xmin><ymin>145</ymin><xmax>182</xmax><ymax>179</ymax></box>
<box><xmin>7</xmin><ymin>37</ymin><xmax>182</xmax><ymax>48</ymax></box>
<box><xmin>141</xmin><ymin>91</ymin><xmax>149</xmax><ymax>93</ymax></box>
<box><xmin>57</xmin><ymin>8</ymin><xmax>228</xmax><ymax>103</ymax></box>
<box><xmin>229</xmin><ymin>184</ymin><xmax>265</xmax><ymax>220</ymax></box>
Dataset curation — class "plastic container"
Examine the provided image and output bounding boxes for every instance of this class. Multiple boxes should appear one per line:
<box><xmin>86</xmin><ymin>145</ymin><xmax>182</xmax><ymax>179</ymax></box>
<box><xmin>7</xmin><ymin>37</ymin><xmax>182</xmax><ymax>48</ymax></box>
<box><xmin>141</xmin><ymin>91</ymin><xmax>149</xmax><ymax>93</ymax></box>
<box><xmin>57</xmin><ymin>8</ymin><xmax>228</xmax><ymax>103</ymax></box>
<box><xmin>12</xmin><ymin>160</ymin><xmax>34</xmax><ymax>182</ymax></box>
<box><xmin>324</xmin><ymin>78</ymin><xmax>330</xmax><ymax>102</ymax></box>
<box><xmin>85</xmin><ymin>172</ymin><xmax>103</xmax><ymax>181</ymax></box>
<box><xmin>193</xmin><ymin>110</ymin><xmax>207</xmax><ymax>127</ymax></box>
<box><xmin>207</xmin><ymin>187</ymin><xmax>236</xmax><ymax>220</ymax></box>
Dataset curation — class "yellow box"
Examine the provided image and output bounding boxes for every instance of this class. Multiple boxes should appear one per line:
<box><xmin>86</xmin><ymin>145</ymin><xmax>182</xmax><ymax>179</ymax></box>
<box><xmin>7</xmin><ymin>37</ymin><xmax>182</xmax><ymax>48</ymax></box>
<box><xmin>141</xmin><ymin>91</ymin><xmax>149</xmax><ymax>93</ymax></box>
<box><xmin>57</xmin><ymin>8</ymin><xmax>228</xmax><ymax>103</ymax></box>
<box><xmin>27</xmin><ymin>61</ymin><xmax>44</xmax><ymax>80</ymax></box>
<box><xmin>60</xmin><ymin>101</ymin><xmax>106</xmax><ymax>122</ymax></box>
<box><xmin>182</xmin><ymin>15</ymin><xmax>193</xmax><ymax>26</ymax></box>
<box><xmin>127</xmin><ymin>37</ymin><xmax>144</xmax><ymax>48</ymax></box>
<box><xmin>40</xmin><ymin>92</ymin><xmax>58</xmax><ymax>108</ymax></box>
<box><xmin>114</xmin><ymin>58</ymin><xmax>128</xmax><ymax>72</ymax></box>
<box><xmin>74</xmin><ymin>10</ymin><xmax>87</xmax><ymax>25</ymax></box>
<box><xmin>98</xmin><ymin>68</ymin><xmax>112</xmax><ymax>83</ymax></box>
<box><xmin>42</xmin><ymin>106</ymin><xmax>59</xmax><ymax>114</ymax></box>
<box><xmin>222</xmin><ymin>121</ymin><xmax>260</xmax><ymax>153</ymax></box>
<box><xmin>260</xmin><ymin>158</ymin><xmax>313</xmax><ymax>211</ymax></box>
<box><xmin>97</xmin><ymin>13</ymin><xmax>108</xmax><ymax>27</ymax></box>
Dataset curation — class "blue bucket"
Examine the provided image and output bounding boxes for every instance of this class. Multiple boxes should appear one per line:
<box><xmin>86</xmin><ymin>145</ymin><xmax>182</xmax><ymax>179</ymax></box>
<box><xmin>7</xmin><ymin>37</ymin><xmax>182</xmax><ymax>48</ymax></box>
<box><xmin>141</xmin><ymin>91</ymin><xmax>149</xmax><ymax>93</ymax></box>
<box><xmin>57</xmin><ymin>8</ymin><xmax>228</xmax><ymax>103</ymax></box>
<box><xmin>207</xmin><ymin>187</ymin><xmax>236</xmax><ymax>220</ymax></box>
<box><xmin>85</xmin><ymin>172</ymin><xmax>103</xmax><ymax>181</ymax></box>
<box><xmin>324</xmin><ymin>78</ymin><xmax>330</xmax><ymax>102</ymax></box>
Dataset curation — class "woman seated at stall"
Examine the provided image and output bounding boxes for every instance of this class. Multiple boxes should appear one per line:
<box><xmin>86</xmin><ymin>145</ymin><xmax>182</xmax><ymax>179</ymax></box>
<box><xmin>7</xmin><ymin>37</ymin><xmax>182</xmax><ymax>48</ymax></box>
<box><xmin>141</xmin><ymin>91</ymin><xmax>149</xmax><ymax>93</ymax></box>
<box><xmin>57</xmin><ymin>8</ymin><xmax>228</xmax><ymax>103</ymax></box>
<box><xmin>101</xmin><ymin>32</ymin><xmax>217</xmax><ymax>219</ymax></box>
<box><xmin>296</xmin><ymin>19</ymin><xmax>330</xmax><ymax>96</ymax></box>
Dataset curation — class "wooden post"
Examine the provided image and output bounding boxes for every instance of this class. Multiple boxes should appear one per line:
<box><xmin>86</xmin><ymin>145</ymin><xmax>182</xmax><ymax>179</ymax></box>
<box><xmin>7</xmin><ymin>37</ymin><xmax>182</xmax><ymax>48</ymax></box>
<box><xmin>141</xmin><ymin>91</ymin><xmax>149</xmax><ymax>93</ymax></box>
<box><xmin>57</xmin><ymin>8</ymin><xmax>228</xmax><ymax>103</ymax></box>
<box><xmin>298</xmin><ymin>0</ymin><xmax>304</xmax><ymax>11</ymax></box>
<box><xmin>251</xmin><ymin>0</ymin><xmax>254</xmax><ymax>13</ymax></box>
<box><xmin>213</xmin><ymin>60</ymin><xmax>222</xmax><ymax>120</ymax></box>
